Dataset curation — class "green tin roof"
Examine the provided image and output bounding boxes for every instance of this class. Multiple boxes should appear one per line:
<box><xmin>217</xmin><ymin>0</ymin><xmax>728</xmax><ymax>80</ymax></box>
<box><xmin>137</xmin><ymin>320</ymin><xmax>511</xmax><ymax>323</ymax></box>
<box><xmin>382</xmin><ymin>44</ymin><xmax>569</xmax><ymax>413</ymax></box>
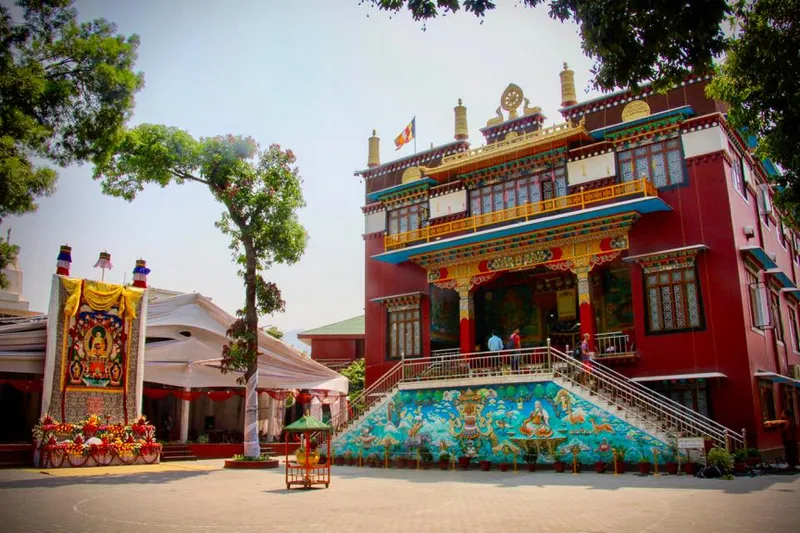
<box><xmin>298</xmin><ymin>315</ymin><xmax>365</xmax><ymax>338</ymax></box>
<box><xmin>284</xmin><ymin>413</ymin><xmax>331</xmax><ymax>432</ymax></box>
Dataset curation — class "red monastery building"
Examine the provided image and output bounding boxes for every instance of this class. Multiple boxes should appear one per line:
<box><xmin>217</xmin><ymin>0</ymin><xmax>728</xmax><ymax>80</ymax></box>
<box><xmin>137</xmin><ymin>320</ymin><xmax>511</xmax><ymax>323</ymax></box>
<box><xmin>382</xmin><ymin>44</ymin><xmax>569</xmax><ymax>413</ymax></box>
<box><xmin>356</xmin><ymin>65</ymin><xmax>800</xmax><ymax>454</ymax></box>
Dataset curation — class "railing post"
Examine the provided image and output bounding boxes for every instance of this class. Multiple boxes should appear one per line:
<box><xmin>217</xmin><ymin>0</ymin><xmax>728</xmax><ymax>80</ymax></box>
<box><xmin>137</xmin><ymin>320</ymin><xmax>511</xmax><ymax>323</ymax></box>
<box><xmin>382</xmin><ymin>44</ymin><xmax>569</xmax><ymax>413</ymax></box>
<box><xmin>546</xmin><ymin>337</ymin><xmax>552</xmax><ymax>371</ymax></box>
<box><xmin>580</xmin><ymin>186</ymin><xmax>585</xmax><ymax>210</ymax></box>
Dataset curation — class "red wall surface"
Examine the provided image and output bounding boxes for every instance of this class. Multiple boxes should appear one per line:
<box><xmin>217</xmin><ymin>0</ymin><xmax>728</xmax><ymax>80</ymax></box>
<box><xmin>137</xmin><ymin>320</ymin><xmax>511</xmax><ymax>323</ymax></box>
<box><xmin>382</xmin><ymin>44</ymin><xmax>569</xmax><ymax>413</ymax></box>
<box><xmin>623</xmin><ymin>153</ymin><xmax>761</xmax><ymax>440</ymax></box>
<box><xmin>308</xmin><ymin>338</ymin><xmax>359</xmax><ymax>362</ymax></box>
<box><xmin>364</xmin><ymin>235</ymin><xmax>430</xmax><ymax>386</ymax></box>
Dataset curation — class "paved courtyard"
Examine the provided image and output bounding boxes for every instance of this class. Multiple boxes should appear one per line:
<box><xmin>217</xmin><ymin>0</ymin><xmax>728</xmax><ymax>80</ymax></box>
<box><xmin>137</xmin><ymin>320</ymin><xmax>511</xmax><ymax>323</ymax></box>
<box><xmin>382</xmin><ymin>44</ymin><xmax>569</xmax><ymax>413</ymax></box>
<box><xmin>0</xmin><ymin>461</ymin><xmax>798</xmax><ymax>532</ymax></box>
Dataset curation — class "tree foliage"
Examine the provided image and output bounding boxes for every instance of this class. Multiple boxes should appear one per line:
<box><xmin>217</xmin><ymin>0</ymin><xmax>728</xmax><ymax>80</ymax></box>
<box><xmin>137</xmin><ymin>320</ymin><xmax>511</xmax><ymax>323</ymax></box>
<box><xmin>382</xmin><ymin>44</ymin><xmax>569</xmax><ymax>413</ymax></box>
<box><xmin>708</xmin><ymin>0</ymin><xmax>800</xmax><ymax>225</ymax></box>
<box><xmin>96</xmin><ymin>125</ymin><xmax>307</xmax><ymax>457</ymax></box>
<box><xmin>264</xmin><ymin>325</ymin><xmax>284</xmax><ymax>340</ymax></box>
<box><xmin>340</xmin><ymin>358</ymin><xmax>365</xmax><ymax>402</ymax></box>
<box><xmin>0</xmin><ymin>0</ymin><xmax>143</xmax><ymax>286</ymax></box>
<box><xmin>364</xmin><ymin>0</ymin><xmax>729</xmax><ymax>91</ymax></box>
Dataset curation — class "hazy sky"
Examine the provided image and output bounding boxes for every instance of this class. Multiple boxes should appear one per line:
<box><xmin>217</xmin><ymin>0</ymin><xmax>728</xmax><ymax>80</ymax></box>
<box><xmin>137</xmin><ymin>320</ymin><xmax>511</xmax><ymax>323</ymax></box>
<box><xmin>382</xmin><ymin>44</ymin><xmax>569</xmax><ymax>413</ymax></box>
<box><xmin>4</xmin><ymin>0</ymin><xmax>603</xmax><ymax>336</ymax></box>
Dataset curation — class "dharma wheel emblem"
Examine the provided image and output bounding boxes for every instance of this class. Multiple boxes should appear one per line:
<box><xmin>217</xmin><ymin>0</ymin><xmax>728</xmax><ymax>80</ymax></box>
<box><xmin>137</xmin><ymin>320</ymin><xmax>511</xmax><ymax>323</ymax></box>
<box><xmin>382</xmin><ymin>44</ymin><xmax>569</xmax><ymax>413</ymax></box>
<box><xmin>501</xmin><ymin>83</ymin><xmax>524</xmax><ymax>118</ymax></box>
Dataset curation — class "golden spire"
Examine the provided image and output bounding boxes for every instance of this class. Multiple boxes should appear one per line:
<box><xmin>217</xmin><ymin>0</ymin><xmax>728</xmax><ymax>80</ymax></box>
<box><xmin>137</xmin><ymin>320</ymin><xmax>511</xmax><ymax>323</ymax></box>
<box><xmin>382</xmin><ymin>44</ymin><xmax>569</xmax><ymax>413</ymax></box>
<box><xmin>559</xmin><ymin>62</ymin><xmax>577</xmax><ymax>108</ymax></box>
<box><xmin>368</xmin><ymin>129</ymin><xmax>380</xmax><ymax>168</ymax></box>
<box><xmin>454</xmin><ymin>98</ymin><xmax>469</xmax><ymax>140</ymax></box>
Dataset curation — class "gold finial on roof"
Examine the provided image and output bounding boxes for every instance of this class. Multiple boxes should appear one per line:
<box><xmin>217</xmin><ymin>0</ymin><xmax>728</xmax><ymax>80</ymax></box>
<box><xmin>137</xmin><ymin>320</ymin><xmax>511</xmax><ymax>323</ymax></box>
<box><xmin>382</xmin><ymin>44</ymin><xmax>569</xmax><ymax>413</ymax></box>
<box><xmin>559</xmin><ymin>62</ymin><xmax>577</xmax><ymax>107</ymax></box>
<box><xmin>454</xmin><ymin>98</ymin><xmax>468</xmax><ymax>140</ymax></box>
<box><xmin>368</xmin><ymin>130</ymin><xmax>380</xmax><ymax>167</ymax></box>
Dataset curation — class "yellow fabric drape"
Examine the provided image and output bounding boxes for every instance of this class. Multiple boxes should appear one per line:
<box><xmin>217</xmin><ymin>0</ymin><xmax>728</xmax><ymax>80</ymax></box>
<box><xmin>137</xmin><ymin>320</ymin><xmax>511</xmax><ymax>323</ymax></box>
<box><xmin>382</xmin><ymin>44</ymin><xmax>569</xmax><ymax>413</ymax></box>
<box><xmin>61</xmin><ymin>278</ymin><xmax>144</xmax><ymax>320</ymax></box>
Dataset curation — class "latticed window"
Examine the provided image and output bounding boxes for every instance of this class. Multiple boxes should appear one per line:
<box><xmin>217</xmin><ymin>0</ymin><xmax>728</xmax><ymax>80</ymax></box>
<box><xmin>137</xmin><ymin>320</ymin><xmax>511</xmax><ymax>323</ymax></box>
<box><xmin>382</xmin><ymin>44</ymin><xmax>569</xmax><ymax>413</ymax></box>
<box><xmin>730</xmin><ymin>151</ymin><xmax>746</xmax><ymax>198</ymax></box>
<box><xmin>759</xmin><ymin>382</ymin><xmax>776</xmax><ymax>421</ymax></box>
<box><xmin>789</xmin><ymin>307</ymin><xmax>800</xmax><ymax>351</ymax></box>
<box><xmin>645</xmin><ymin>267</ymin><xmax>702</xmax><ymax>332</ymax></box>
<box><xmin>387</xmin><ymin>204</ymin><xmax>423</xmax><ymax>235</ymax></box>
<box><xmin>468</xmin><ymin>167</ymin><xmax>567</xmax><ymax>216</ymax></box>
<box><xmin>771</xmin><ymin>291</ymin><xmax>784</xmax><ymax>343</ymax></box>
<box><xmin>388</xmin><ymin>308</ymin><xmax>421</xmax><ymax>359</ymax></box>
<box><xmin>618</xmin><ymin>139</ymin><xmax>684</xmax><ymax>187</ymax></box>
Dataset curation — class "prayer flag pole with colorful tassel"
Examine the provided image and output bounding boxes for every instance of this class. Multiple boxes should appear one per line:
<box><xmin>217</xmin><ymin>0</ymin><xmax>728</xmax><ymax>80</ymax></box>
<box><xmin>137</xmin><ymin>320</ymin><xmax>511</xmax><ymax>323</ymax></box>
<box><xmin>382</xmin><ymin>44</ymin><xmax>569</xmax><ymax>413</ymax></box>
<box><xmin>132</xmin><ymin>259</ymin><xmax>150</xmax><ymax>288</ymax></box>
<box><xmin>56</xmin><ymin>245</ymin><xmax>72</xmax><ymax>276</ymax></box>
<box><xmin>93</xmin><ymin>251</ymin><xmax>113</xmax><ymax>282</ymax></box>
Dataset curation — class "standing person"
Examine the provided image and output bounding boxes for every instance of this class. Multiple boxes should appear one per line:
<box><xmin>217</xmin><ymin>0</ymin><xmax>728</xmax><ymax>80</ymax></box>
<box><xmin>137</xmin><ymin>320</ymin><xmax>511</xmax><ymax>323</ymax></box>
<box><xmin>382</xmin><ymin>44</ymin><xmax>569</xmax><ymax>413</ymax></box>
<box><xmin>580</xmin><ymin>333</ymin><xmax>594</xmax><ymax>387</ymax></box>
<box><xmin>781</xmin><ymin>409</ymin><xmax>798</xmax><ymax>468</ymax></box>
<box><xmin>488</xmin><ymin>330</ymin><xmax>503</xmax><ymax>372</ymax></box>
<box><xmin>509</xmin><ymin>328</ymin><xmax>521</xmax><ymax>372</ymax></box>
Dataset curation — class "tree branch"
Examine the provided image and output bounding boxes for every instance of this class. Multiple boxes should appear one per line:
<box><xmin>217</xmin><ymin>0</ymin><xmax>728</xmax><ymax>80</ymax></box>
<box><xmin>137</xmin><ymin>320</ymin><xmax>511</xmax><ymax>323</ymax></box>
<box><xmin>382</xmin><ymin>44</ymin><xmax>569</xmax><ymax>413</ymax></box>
<box><xmin>168</xmin><ymin>168</ymin><xmax>210</xmax><ymax>186</ymax></box>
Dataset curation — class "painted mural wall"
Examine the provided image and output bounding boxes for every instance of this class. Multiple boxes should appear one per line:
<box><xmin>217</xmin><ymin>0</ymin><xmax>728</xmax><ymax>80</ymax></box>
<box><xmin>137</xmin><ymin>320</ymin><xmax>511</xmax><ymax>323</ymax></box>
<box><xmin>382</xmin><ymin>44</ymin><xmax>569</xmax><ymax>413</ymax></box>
<box><xmin>333</xmin><ymin>381</ymin><xmax>674</xmax><ymax>464</ymax></box>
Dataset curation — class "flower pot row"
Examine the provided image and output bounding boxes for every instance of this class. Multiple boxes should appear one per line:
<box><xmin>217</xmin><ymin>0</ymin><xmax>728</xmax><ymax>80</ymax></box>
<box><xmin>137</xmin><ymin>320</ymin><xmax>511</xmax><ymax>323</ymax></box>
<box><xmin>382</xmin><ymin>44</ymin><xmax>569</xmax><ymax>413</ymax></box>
<box><xmin>332</xmin><ymin>456</ymin><xmax>699</xmax><ymax>475</ymax></box>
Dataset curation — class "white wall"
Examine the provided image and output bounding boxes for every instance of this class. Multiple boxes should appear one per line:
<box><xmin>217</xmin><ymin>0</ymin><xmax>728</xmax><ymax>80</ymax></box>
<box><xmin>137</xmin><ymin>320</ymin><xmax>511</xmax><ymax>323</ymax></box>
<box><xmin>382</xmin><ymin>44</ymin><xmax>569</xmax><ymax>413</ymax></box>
<box><xmin>430</xmin><ymin>189</ymin><xmax>467</xmax><ymax>219</ymax></box>
<box><xmin>681</xmin><ymin>126</ymin><xmax>728</xmax><ymax>159</ymax></box>
<box><xmin>567</xmin><ymin>152</ymin><xmax>616</xmax><ymax>187</ymax></box>
<box><xmin>365</xmin><ymin>210</ymin><xmax>385</xmax><ymax>234</ymax></box>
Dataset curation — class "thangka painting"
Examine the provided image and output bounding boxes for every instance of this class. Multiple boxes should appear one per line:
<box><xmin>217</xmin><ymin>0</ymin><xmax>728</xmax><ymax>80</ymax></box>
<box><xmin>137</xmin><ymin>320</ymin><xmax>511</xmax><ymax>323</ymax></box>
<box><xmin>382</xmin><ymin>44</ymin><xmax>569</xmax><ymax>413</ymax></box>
<box><xmin>482</xmin><ymin>285</ymin><xmax>541</xmax><ymax>343</ymax></box>
<box><xmin>600</xmin><ymin>267</ymin><xmax>634</xmax><ymax>331</ymax></box>
<box><xmin>429</xmin><ymin>284</ymin><xmax>459</xmax><ymax>346</ymax></box>
<box><xmin>332</xmin><ymin>382</ymin><xmax>675</xmax><ymax>465</ymax></box>
<box><xmin>43</xmin><ymin>276</ymin><xmax>146</xmax><ymax>425</ymax></box>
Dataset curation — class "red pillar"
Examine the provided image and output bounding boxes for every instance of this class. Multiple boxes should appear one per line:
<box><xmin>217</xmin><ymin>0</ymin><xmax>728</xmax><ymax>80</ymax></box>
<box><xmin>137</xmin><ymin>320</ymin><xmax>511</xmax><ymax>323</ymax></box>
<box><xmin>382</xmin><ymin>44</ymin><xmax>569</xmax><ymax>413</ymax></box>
<box><xmin>576</xmin><ymin>267</ymin><xmax>597</xmax><ymax>349</ymax></box>
<box><xmin>458</xmin><ymin>288</ymin><xmax>475</xmax><ymax>354</ymax></box>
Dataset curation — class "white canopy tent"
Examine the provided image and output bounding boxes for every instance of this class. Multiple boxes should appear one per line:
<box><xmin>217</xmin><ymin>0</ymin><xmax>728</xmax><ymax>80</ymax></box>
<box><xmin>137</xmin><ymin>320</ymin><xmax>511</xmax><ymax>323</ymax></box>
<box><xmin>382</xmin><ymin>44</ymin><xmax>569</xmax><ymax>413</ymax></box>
<box><xmin>0</xmin><ymin>293</ymin><xmax>348</xmax><ymax>394</ymax></box>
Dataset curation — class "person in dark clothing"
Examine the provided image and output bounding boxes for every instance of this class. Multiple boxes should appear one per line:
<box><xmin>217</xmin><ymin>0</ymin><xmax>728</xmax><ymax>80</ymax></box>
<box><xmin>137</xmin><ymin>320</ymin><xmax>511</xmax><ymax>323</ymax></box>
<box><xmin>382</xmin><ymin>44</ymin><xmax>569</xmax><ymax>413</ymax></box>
<box><xmin>781</xmin><ymin>409</ymin><xmax>798</xmax><ymax>468</ymax></box>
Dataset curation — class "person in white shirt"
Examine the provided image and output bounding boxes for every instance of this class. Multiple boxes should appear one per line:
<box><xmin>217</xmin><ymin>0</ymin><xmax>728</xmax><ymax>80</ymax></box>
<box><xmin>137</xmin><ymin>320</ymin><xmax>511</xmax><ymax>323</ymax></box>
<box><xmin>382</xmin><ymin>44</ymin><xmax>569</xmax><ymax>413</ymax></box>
<box><xmin>488</xmin><ymin>330</ymin><xmax>503</xmax><ymax>371</ymax></box>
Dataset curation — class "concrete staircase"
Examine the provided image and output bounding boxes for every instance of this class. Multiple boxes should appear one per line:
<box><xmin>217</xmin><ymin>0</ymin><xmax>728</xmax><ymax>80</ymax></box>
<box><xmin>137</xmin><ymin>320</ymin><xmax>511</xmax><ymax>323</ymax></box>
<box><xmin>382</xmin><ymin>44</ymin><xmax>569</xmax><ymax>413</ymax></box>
<box><xmin>161</xmin><ymin>444</ymin><xmax>197</xmax><ymax>462</ymax></box>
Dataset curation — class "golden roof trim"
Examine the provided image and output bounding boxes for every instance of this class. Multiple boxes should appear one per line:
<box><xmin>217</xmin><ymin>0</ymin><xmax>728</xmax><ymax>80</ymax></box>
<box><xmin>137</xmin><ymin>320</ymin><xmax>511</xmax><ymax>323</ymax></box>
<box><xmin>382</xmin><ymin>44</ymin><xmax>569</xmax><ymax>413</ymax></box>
<box><xmin>421</xmin><ymin>118</ymin><xmax>587</xmax><ymax>176</ymax></box>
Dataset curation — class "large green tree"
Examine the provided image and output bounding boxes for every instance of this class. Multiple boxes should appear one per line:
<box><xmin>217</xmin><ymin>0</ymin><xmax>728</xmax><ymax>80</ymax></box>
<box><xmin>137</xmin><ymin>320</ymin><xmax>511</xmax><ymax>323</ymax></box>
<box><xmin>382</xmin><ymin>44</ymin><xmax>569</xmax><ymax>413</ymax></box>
<box><xmin>95</xmin><ymin>126</ymin><xmax>308</xmax><ymax>457</ymax></box>
<box><xmin>365</xmin><ymin>0</ymin><xmax>729</xmax><ymax>91</ymax></box>
<box><xmin>707</xmin><ymin>0</ymin><xmax>800</xmax><ymax>225</ymax></box>
<box><xmin>366</xmin><ymin>0</ymin><xmax>799</xmax><ymax>223</ymax></box>
<box><xmin>0</xmin><ymin>0</ymin><xmax>143</xmax><ymax>285</ymax></box>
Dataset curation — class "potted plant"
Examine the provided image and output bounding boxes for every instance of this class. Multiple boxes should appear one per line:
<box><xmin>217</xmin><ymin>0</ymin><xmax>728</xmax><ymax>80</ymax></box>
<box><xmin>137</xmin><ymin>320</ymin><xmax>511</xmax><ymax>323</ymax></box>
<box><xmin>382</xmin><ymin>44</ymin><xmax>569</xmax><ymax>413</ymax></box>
<box><xmin>683</xmin><ymin>459</ymin><xmax>697</xmax><ymax>475</ymax></box>
<box><xmin>366</xmin><ymin>453</ymin><xmax>379</xmax><ymax>468</ymax></box>
<box><xmin>458</xmin><ymin>455</ymin><xmax>471</xmax><ymax>470</ymax></box>
<box><xmin>479</xmin><ymin>456</ymin><xmax>492</xmax><ymax>471</ymax></box>
<box><xmin>553</xmin><ymin>452</ymin><xmax>566</xmax><ymax>473</ymax></box>
<box><xmin>707</xmin><ymin>447</ymin><xmax>732</xmax><ymax>475</ymax></box>
<box><xmin>498</xmin><ymin>458</ymin><xmax>510</xmax><ymax>472</ymax></box>
<box><xmin>524</xmin><ymin>450</ymin><xmax>538</xmax><ymax>472</ymax></box>
<box><xmin>746</xmin><ymin>448</ymin><xmax>761</xmax><ymax>467</ymax></box>
<box><xmin>419</xmin><ymin>445</ymin><xmax>433</xmax><ymax>470</ymax></box>
<box><xmin>344</xmin><ymin>450</ymin><xmax>354</xmax><ymax>466</ymax></box>
<box><xmin>439</xmin><ymin>452</ymin><xmax>451</xmax><ymax>470</ymax></box>
<box><xmin>594</xmin><ymin>459</ymin><xmax>606</xmax><ymax>473</ymax></box>
<box><xmin>664</xmin><ymin>448</ymin><xmax>678</xmax><ymax>475</ymax></box>
<box><xmin>612</xmin><ymin>447</ymin><xmax>626</xmax><ymax>474</ymax></box>
<box><xmin>395</xmin><ymin>456</ymin><xmax>407</xmax><ymax>469</ymax></box>
<box><xmin>638</xmin><ymin>457</ymin><xmax>650</xmax><ymax>475</ymax></box>
<box><xmin>733</xmin><ymin>449</ymin><xmax>747</xmax><ymax>473</ymax></box>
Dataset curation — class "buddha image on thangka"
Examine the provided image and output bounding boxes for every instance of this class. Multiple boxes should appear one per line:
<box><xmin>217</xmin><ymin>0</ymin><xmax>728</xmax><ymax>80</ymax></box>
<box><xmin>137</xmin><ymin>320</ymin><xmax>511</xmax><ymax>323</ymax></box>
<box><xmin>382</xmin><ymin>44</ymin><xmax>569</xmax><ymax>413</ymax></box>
<box><xmin>66</xmin><ymin>310</ymin><xmax>125</xmax><ymax>389</ymax></box>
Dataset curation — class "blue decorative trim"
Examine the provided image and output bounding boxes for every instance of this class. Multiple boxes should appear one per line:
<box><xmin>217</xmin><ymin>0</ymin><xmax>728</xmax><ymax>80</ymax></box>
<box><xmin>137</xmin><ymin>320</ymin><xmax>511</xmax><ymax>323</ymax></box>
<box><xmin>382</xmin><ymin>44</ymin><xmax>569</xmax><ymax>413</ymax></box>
<box><xmin>373</xmin><ymin>197</ymin><xmax>672</xmax><ymax>265</ymax></box>
<box><xmin>367</xmin><ymin>178</ymin><xmax>438</xmax><ymax>202</ymax></box>
<box><xmin>590</xmin><ymin>106</ymin><xmax>695</xmax><ymax>141</ymax></box>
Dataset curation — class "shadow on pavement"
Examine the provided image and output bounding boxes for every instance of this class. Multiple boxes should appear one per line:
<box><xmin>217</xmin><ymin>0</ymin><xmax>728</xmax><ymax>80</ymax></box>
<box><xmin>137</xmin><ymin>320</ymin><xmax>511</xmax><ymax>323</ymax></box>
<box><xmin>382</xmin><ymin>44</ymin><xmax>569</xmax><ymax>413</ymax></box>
<box><xmin>328</xmin><ymin>465</ymin><xmax>799</xmax><ymax>495</ymax></box>
<box><xmin>0</xmin><ymin>468</ymin><xmax>214</xmax><ymax>490</ymax></box>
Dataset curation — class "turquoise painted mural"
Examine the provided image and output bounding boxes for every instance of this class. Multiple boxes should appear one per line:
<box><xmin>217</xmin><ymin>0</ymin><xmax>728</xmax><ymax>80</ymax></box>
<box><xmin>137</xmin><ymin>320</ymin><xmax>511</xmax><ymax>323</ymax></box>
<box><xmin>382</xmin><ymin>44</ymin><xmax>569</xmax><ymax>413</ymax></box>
<box><xmin>333</xmin><ymin>382</ymin><xmax>676</xmax><ymax>464</ymax></box>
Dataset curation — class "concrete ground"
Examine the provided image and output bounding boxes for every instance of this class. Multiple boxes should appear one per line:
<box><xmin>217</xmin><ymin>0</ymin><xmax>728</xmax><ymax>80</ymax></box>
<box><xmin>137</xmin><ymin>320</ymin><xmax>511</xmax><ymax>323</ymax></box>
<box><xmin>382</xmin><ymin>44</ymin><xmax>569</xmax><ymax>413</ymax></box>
<box><xmin>0</xmin><ymin>460</ymin><xmax>798</xmax><ymax>533</ymax></box>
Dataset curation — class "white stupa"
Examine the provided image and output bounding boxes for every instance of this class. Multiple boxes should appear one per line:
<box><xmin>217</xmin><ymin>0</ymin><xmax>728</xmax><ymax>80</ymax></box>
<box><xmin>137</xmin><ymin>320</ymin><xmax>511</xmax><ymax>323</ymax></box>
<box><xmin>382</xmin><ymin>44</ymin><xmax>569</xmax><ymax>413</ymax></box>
<box><xmin>0</xmin><ymin>231</ymin><xmax>35</xmax><ymax>318</ymax></box>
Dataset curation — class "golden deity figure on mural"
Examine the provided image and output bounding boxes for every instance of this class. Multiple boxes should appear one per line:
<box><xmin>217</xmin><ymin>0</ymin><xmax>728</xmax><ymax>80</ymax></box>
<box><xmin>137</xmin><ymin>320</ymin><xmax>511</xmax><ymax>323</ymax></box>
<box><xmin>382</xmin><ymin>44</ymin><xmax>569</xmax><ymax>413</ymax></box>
<box><xmin>449</xmin><ymin>389</ymin><xmax>498</xmax><ymax>446</ymax></box>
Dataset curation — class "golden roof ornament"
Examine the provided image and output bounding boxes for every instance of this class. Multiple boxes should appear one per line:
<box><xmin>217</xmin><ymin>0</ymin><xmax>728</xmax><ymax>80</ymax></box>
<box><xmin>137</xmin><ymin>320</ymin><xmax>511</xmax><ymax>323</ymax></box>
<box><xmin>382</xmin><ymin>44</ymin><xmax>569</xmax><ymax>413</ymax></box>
<box><xmin>454</xmin><ymin>98</ymin><xmax>469</xmax><ymax>140</ymax></box>
<box><xmin>367</xmin><ymin>129</ymin><xmax>380</xmax><ymax>168</ymax></box>
<box><xmin>559</xmin><ymin>62</ymin><xmax>577</xmax><ymax>108</ymax></box>
<box><xmin>486</xmin><ymin>84</ymin><xmax>541</xmax><ymax>127</ymax></box>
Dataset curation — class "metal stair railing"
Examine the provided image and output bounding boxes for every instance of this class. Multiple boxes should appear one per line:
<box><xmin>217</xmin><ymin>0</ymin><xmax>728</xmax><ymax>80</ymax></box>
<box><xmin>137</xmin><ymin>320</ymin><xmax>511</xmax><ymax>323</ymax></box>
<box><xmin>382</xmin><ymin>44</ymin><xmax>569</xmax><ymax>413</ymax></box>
<box><xmin>547</xmin><ymin>346</ymin><xmax>744</xmax><ymax>451</ymax></box>
<box><xmin>329</xmin><ymin>361</ymin><xmax>404</xmax><ymax>436</ymax></box>
<box><xmin>327</xmin><ymin>342</ymin><xmax>744</xmax><ymax>452</ymax></box>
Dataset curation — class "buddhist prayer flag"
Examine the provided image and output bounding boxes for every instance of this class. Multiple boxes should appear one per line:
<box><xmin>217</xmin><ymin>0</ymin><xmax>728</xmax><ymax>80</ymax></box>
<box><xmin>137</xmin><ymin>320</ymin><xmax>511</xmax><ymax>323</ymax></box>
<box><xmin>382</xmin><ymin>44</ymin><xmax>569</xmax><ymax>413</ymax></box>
<box><xmin>394</xmin><ymin>117</ymin><xmax>416</xmax><ymax>151</ymax></box>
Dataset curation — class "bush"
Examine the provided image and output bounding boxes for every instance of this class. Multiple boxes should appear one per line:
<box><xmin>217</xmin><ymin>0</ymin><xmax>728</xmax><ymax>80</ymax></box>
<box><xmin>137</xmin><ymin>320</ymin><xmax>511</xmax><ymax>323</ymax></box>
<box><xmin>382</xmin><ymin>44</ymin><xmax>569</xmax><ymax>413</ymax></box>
<box><xmin>707</xmin><ymin>447</ymin><xmax>733</xmax><ymax>473</ymax></box>
<box><xmin>733</xmin><ymin>450</ymin><xmax>747</xmax><ymax>463</ymax></box>
<box><xmin>439</xmin><ymin>452</ymin><xmax>451</xmax><ymax>462</ymax></box>
<box><xmin>746</xmin><ymin>448</ymin><xmax>761</xmax><ymax>459</ymax></box>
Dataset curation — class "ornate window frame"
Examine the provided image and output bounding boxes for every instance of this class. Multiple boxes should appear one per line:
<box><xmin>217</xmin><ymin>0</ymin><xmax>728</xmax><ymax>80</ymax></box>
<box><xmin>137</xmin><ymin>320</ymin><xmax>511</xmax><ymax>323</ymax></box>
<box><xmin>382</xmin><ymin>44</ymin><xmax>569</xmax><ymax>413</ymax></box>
<box><xmin>626</xmin><ymin>245</ymin><xmax>707</xmax><ymax>335</ymax></box>
<box><xmin>372</xmin><ymin>292</ymin><xmax>424</xmax><ymax>361</ymax></box>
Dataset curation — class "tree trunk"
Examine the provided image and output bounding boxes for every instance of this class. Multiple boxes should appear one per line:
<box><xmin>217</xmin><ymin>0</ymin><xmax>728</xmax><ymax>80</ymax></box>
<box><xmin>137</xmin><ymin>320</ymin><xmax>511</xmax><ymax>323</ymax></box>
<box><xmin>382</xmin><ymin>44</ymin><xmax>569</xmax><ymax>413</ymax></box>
<box><xmin>242</xmin><ymin>239</ymin><xmax>260</xmax><ymax>459</ymax></box>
